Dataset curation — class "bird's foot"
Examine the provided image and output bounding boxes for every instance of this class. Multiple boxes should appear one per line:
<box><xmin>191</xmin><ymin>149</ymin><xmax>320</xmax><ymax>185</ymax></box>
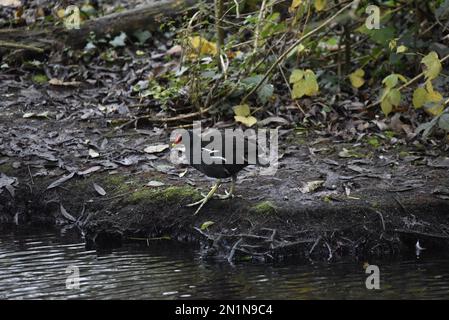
<box><xmin>186</xmin><ymin>181</ymin><xmax>221</xmax><ymax>215</ymax></box>
<box><xmin>214</xmin><ymin>190</ymin><xmax>234</xmax><ymax>200</ymax></box>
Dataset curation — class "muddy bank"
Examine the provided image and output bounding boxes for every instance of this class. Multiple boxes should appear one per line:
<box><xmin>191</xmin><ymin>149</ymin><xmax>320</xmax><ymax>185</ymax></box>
<box><xmin>2</xmin><ymin>137</ymin><xmax>449</xmax><ymax>262</ymax></box>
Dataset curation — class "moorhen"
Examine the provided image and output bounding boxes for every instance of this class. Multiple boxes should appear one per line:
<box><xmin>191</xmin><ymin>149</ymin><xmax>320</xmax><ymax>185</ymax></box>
<box><xmin>172</xmin><ymin>129</ymin><xmax>265</xmax><ymax>214</ymax></box>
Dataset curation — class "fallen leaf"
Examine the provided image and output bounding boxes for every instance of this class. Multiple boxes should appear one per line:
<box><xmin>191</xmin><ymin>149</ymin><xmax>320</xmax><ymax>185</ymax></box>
<box><xmin>299</xmin><ymin>180</ymin><xmax>324</xmax><ymax>193</ymax></box>
<box><xmin>77</xmin><ymin>166</ymin><xmax>102</xmax><ymax>176</ymax></box>
<box><xmin>144</xmin><ymin>144</ymin><xmax>169</xmax><ymax>154</ymax></box>
<box><xmin>146</xmin><ymin>180</ymin><xmax>165</xmax><ymax>187</ymax></box>
<box><xmin>89</xmin><ymin>149</ymin><xmax>100</xmax><ymax>158</ymax></box>
<box><xmin>49</xmin><ymin>78</ymin><xmax>82</xmax><ymax>86</ymax></box>
<box><xmin>93</xmin><ymin>183</ymin><xmax>106</xmax><ymax>196</ymax></box>
<box><xmin>47</xmin><ymin>172</ymin><xmax>75</xmax><ymax>190</ymax></box>
<box><xmin>60</xmin><ymin>204</ymin><xmax>76</xmax><ymax>222</ymax></box>
<box><xmin>200</xmin><ymin>221</ymin><xmax>215</xmax><ymax>230</ymax></box>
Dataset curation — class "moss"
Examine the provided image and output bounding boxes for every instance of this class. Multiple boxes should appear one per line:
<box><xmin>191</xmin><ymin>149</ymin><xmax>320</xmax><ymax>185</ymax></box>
<box><xmin>127</xmin><ymin>186</ymin><xmax>201</xmax><ymax>205</ymax></box>
<box><xmin>251</xmin><ymin>201</ymin><xmax>278</xmax><ymax>215</ymax></box>
<box><xmin>102</xmin><ymin>174</ymin><xmax>134</xmax><ymax>193</ymax></box>
<box><xmin>0</xmin><ymin>163</ymin><xmax>14</xmax><ymax>175</ymax></box>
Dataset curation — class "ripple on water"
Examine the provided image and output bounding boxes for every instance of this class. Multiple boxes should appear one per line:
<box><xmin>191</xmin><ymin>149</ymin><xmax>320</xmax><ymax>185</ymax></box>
<box><xmin>1</xmin><ymin>229</ymin><xmax>449</xmax><ymax>299</ymax></box>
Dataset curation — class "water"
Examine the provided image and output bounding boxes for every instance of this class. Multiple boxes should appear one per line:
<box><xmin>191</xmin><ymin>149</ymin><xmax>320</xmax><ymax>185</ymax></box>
<box><xmin>1</xmin><ymin>228</ymin><xmax>449</xmax><ymax>299</ymax></box>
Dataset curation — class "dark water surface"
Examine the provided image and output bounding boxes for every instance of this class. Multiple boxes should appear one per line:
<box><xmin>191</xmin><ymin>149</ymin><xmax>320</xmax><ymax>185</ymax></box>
<box><xmin>1</xmin><ymin>228</ymin><xmax>449</xmax><ymax>299</ymax></box>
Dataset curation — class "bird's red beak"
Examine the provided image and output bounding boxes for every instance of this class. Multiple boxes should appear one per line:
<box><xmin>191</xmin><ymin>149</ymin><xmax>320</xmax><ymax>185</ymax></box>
<box><xmin>172</xmin><ymin>135</ymin><xmax>182</xmax><ymax>147</ymax></box>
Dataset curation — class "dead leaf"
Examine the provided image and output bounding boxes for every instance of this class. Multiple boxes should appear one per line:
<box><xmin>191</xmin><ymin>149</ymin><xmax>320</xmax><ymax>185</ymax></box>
<box><xmin>89</xmin><ymin>149</ymin><xmax>100</xmax><ymax>158</ymax></box>
<box><xmin>93</xmin><ymin>183</ymin><xmax>106</xmax><ymax>196</ymax></box>
<box><xmin>49</xmin><ymin>78</ymin><xmax>82</xmax><ymax>86</ymax></box>
<box><xmin>77</xmin><ymin>166</ymin><xmax>102</xmax><ymax>176</ymax></box>
<box><xmin>47</xmin><ymin>172</ymin><xmax>75</xmax><ymax>190</ymax></box>
<box><xmin>299</xmin><ymin>180</ymin><xmax>324</xmax><ymax>193</ymax></box>
<box><xmin>144</xmin><ymin>144</ymin><xmax>169</xmax><ymax>154</ymax></box>
<box><xmin>60</xmin><ymin>204</ymin><xmax>76</xmax><ymax>222</ymax></box>
<box><xmin>146</xmin><ymin>180</ymin><xmax>165</xmax><ymax>187</ymax></box>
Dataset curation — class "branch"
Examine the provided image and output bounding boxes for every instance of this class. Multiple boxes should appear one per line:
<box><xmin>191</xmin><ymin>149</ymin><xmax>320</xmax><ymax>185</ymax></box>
<box><xmin>0</xmin><ymin>40</ymin><xmax>44</xmax><ymax>53</ymax></box>
<box><xmin>241</xmin><ymin>1</ymin><xmax>356</xmax><ymax>103</ymax></box>
<box><xmin>366</xmin><ymin>53</ymin><xmax>449</xmax><ymax>109</ymax></box>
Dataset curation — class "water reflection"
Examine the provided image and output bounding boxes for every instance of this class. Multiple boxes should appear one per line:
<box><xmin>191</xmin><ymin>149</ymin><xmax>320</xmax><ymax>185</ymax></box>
<box><xmin>1</xmin><ymin>228</ymin><xmax>449</xmax><ymax>299</ymax></box>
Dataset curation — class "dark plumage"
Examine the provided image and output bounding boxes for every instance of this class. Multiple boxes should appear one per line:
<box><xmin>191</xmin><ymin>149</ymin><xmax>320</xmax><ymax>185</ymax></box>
<box><xmin>173</xmin><ymin>129</ymin><xmax>264</xmax><ymax>214</ymax></box>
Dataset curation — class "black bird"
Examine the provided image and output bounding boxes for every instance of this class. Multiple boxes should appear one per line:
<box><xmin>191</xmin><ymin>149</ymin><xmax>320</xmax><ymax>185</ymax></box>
<box><xmin>172</xmin><ymin>129</ymin><xmax>265</xmax><ymax>214</ymax></box>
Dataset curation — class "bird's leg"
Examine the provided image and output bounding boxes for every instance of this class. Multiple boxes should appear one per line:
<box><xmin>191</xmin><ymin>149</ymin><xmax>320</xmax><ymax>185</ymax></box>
<box><xmin>186</xmin><ymin>179</ymin><xmax>221</xmax><ymax>215</ymax></box>
<box><xmin>215</xmin><ymin>175</ymin><xmax>236</xmax><ymax>200</ymax></box>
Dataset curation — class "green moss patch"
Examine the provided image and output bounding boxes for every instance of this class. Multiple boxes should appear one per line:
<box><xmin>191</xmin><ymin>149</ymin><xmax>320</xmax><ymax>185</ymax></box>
<box><xmin>250</xmin><ymin>201</ymin><xmax>278</xmax><ymax>215</ymax></box>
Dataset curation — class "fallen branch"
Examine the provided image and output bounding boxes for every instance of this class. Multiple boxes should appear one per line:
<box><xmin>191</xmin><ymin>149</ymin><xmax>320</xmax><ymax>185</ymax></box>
<box><xmin>0</xmin><ymin>40</ymin><xmax>44</xmax><ymax>53</ymax></box>
<box><xmin>0</xmin><ymin>0</ymin><xmax>202</xmax><ymax>51</ymax></box>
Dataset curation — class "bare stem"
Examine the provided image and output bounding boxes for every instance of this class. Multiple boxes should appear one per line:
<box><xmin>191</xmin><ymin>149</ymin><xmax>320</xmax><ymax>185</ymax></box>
<box><xmin>241</xmin><ymin>1</ymin><xmax>355</xmax><ymax>103</ymax></box>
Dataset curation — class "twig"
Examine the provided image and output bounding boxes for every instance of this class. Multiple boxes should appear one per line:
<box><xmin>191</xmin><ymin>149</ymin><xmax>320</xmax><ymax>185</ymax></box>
<box><xmin>227</xmin><ymin>238</ymin><xmax>243</xmax><ymax>264</ymax></box>
<box><xmin>395</xmin><ymin>229</ymin><xmax>449</xmax><ymax>240</ymax></box>
<box><xmin>114</xmin><ymin>106</ymin><xmax>212</xmax><ymax>131</ymax></box>
<box><xmin>241</xmin><ymin>1</ymin><xmax>355</xmax><ymax>103</ymax></box>
<box><xmin>325</xmin><ymin>241</ymin><xmax>333</xmax><ymax>261</ymax></box>
<box><xmin>252</xmin><ymin>0</ymin><xmax>267</xmax><ymax>56</ymax></box>
<box><xmin>27</xmin><ymin>165</ymin><xmax>34</xmax><ymax>185</ymax></box>
<box><xmin>309</xmin><ymin>236</ymin><xmax>322</xmax><ymax>255</ymax></box>
<box><xmin>215</xmin><ymin>0</ymin><xmax>225</xmax><ymax>70</ymax></box>
<box><xmin>0</xmin><ymin>40</ymin><xmax>44</xmax><ymax>53</ymax></box>
<box><xmin>375</xmin><ymin>210</ymin><xmax>386</xmax><ymax>231</ymax></box>
<box><xmin>366</xmin><ymin>53</ymin><xmax>449</xmax><ymax>109</ymax></box>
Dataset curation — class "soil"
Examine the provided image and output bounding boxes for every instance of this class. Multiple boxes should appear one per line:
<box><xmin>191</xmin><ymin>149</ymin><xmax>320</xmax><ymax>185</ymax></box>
<box><xmin>1</xmin><ymin>0</ymin><xmax>449</xmax><ymax>263</ymax></box>
<box><xmin>1</xmin><ymin>103</ymin><xmax>449</xmax><ymax>262</ymax></box>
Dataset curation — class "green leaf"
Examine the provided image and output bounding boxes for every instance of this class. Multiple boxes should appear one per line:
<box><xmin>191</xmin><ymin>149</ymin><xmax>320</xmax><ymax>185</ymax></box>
<box><xmin>388</xmin><ymin>88</ymin><xmax>401</xmax><ymax>106</ymax></box>
<box><xmin>200</xmin><ymin>221</ymin><xmax>215</xmax><ymax>230</ymax></box>
<box><xmin>382</xmin><ymin>74</ymin><xmax>399</xmax><ymax>88</ymax></box>
<box><xmin>438</xmin><ymin>113</ymin><xmax>449</xmax><ymax>131</ymax></box>
<box><xmin>32</xmin><ymin>74</ymin><xmax>48</xmax><ymax>84</ymax></box>
<box><xmin>257</xmin><ymin>84</ymin><xmax>274</xmax><ymax>104</ymax></box>
<box><xmin>413</xmin><ymin>87</ymin><xmax>427</xmax><ymax>109</ymax></box>
<box><xmin>381</xmin><ymin>98</ymin><xmax>393</xmax><ymax>116</ymax></box>
<box><xmin>233</xmin><ymin>104</ymin><xmax>251</xmax><ymax>117</ymax></box>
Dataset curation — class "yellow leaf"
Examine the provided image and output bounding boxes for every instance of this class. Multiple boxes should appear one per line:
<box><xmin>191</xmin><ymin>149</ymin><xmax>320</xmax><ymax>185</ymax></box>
<box><xmin>422</xmin><ymin>51</ymin><xmax>442</xmax><ymax>81</ymax></box>
<box><xmin>396</xmin><ymin>45</ymin><xmax>407</xmax><ymax>53</ymax></box>
<box><xmin>290</xmin><ymin>0</ymin><xmax>303</xmax><ymax>11</ymax></box>
<box><xmin>56</xmin><ymin>8</ymin><xmax>66</xmax><ymax>19</ymax></box>
<box><xmin>189</xmin><ymin>36</ymin><xmax>217</xmax><ymax>57</ymax></box>
<box><xmin>413</xmin><ymin>87</ymin><xmax>427</xmax><ymax>109</ymax></box>
<box><xmin>349</xmin><ymin>69</ymin><xmax>365</xmax><ymax>88</ymax></box>
<box><xmin>303</xmin><ymin>71</ymin><xmax>319</xmax><ymax>96</ymax></box>
<box><xmin>291</xmin><ymin>70</ymin><xmax>319</xmax><ymax>99</ymax></box>
<box><xmin>389</xmin><ymin>39</ymin><xmax>397</xmax><ymax>50</ymax></box>
<box><xmin>424</xmin><ymin>81</ymin><xmax>443</xmax><ymax>103</ymax></box>
<box><xmin>234</xmin><ymin>115</ymin><xmax>258</xmax><ymax>127</ymax></box>
<box><xmin>233</xmin><ymin>104</ymin><xmax>251</xmax><ymax>117</ymax></box>
<box><xmin>427</xmin><ymin>90</ymin><xmax>443</xmax><ymax>103</ymax></box>
<box><xmin>424</xmin><ymin>102</ymin><xmax>445</xmax><ymax>116</ymax></box>
<box><xmin>292</xmin><ymin>82</ymin><xmax>306</xmax><ymax>99</ymax></box>
<box><xmin>289</xmin><ymin>69</ymin><xmax>305</xmax><ymax>83</ymax></box>
<box><xmin>314</xmin><ymin>0</ymin><xmax>327</xmax><ymax>11</ymax></box>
